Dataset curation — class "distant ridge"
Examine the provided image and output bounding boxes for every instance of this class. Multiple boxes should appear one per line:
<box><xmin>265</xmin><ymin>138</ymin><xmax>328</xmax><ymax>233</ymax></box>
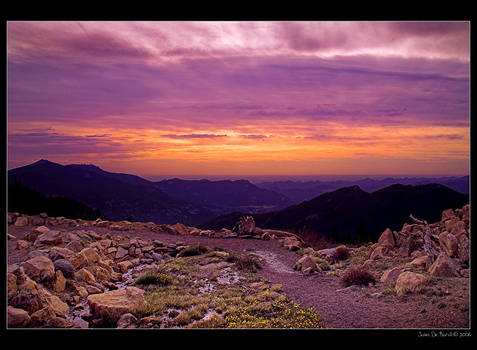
<box><xmin>8</xmin><ymin>160</ymin><xmax>292</xmax><ymax>225</ymax></box>
<box><xmin>8</xmin><ymin>159</ymin><xmax>212</xmax><ymax>225</ymax></box>
<box><xmin>201</xmin><ymin>183</ymin><xmax>469</xmax><ymax>243</ymax></box>
<box><xmin>256</xmin><ymin>175</ymin><xmax>469</xmax><ymax>203</ymax></box>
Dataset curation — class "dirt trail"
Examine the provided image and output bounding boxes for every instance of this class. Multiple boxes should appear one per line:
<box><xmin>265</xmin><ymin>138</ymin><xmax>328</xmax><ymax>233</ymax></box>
<box><xmin>8</xmin><ymin>226</ymin><xmax>470</xmax><ymax>329</ymax></box>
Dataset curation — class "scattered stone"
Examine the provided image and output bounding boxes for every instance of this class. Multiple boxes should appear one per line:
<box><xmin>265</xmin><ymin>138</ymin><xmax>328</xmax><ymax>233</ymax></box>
<box><xmin>370</xmin><ymin>245</ymin><xmax>388</xmax><ymax>260</ymax></box>
<box><xmin>16</xmin><ymin>240</ymin><xmax>30</xmax><ymax>250</ymax></box>
<box><xmin>21</xmin><ymin>255</ymin><xmax>56</xmax><ymax>283</ymax></box>
<box><xmin>53</xmin><ymin>270</ymin><xmax>66</xmax><ymax>293</ymax></box>
<box><xmin>439</xmin><ymin>232</ymin><xmax>458</xmax><ymax>258</ymax></box>
<box><xmin>457</xmin><ymin>234</ymin><xmax>469</xmax><ymax>266</ymax></box>
<box><xmin>409</xmin><ymin>255</ymin><xmax>429</xmax><ymax>268</ymax></box>
<box><xmin>30</xmin><ymin>306</ymin><xmax>57</xmax><ymax>326</ymax></box>
<box><xmin>37</xmin><ymin>287</ymin><xmax>69</xmax><ymax>315</ymax></box>
<box><xmin>115</xmin><ymin>246</ymin><xmax>128</xmax><ymax>259</ymax></box>
<box><xmin>79</xmin><ymin>247</ymin><xmax>100</xmax><ymax>264</ymax></box>
<box><xmin>428</xmin><ymin>252</ymin><xmax>459</xmax><ymax>277</ymax></box>
<box><xmin>380</xmin><ymin>267</ymin><xmax>402</xmax><ymax>283</ymax></box>
<box><xmin>118</xmin><ymin>261</ymin><xmax>133</xmax><ymax>273</ymax></box>
<box><xmin>8</xmin><ymin>273</ymin><xmax>18</xmax><ymax>299</ymax></box>
<box><xmin>117</xmin><ymin>313</ymin><xmax>138</xmax><ymax>328</ymax></box>
<box><xmin>34</xmin><ymin>230</ymin><xmax>65</xmax><ymax>246</ymax></box>
<box><xmin>233</xmin><ymin>216</ymin><xmax>255</xmax><ymax>235</ymax></box>
<box><xmin>14</xmin><ymin>216</ymin><xmax>29</xmax><ymax>227</ymax></box>
<box><xmin>377</xmin><ymin>228</ymin><xmax>395</xmax><ymax>249</ymax></box>
<box><xmin>8</xmin><ymin>306</ymin><xmax>31</xmax><ymax>327</ymax></box>
<box><xmin>75</xmin><ymin>268</ymin><xmax>96</xmax><ymax>284</ymax></box>
<box><xmin>441</xmin><ymin>208</ymin><xmax>456</xmax><ymax>221</ymax></box>
<box><xmin>44</xmin><ymin>317</ymin><xmax>73</xmax><ymax>328</ymax></box>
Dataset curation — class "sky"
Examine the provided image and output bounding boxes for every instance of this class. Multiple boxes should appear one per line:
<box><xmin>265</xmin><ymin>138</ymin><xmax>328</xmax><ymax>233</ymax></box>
<box><xmin>7</xmin><ymin>21</ymin><xmax>470</xmax><ymax>178</ymax></box>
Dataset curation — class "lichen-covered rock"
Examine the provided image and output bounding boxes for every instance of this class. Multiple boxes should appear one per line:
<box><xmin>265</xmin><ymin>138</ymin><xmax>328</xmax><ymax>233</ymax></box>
<box><xmin>395</xmin><ymin>272</ymin><xmax>429</xmax><ymax>297</ymax></box>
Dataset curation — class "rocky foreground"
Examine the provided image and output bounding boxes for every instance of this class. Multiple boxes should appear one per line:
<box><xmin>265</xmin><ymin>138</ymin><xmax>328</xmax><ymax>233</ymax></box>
<box><xmin>6</xmin><ymin>205</ymin><xmax>470</xmax><ymax>329</ymax></box>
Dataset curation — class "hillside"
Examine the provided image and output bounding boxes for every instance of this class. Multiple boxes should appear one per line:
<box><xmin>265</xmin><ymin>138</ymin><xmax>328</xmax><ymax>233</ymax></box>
<box><xmin>156</xmin><ymin>178</ymin><xmax>290</xmax><ymax>214</ymax></box>
<box><xmin>8</xmin><ymin>160</ymin><xmax>293</xmax><ymax>225</ymax></box>
<box><xmin>201</xmin><ymin>184</ymin><xmax>469</xmax><ymax>243</ymax></box>
<box><xmin>8</xmin><ymin>160</ymin><xmax>214</xmax><ymax>226</ymax></box>
<box><xmin>8</xmin><ymin>182</ymin><xmax>101</xmax><ymax>220</ymax></box>
<box><xmin>256</xmin><ymin>175</ymin><xmax>469</xmax><ymax>204</ymax></box>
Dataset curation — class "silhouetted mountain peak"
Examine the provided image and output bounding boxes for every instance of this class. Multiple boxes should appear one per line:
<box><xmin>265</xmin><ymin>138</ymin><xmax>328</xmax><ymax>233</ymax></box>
<box><xmin>31</xmin><ymin>159</ymin><xmax>61</xmax><ymax>167</ymax></box>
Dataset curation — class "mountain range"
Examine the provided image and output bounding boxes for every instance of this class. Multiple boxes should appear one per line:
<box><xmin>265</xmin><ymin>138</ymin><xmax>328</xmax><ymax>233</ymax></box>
<box><xmin>256</xmin><ymin>175</ymin><xmax>469</xmax><ymax>204</ymax></box>
<box><xmin>7</xmin><ymin>160</ymin><xmax>289</xmax><ymax>225</ymax></box>
<box><xmin>8</xmin><ymin>160</ymin><xmax>469</xmax><ymax>243</ymax></box>
<box><xmin>201</xmin><ymin>183</ymin><xmax>469</xmax><ymax>243</ymax></box>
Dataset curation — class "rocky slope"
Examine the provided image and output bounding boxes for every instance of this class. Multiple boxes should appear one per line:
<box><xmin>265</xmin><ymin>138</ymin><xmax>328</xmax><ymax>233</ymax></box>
<box><xmin>7</xmin><ymin>204</ymin><xmax>470</xmax><ymax>329</ymax></box>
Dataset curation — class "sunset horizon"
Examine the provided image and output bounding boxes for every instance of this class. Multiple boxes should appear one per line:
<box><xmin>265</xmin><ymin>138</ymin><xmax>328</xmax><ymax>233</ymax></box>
<box><xmin>7</xmin><ymin>21</ymin><xmax>470</xmax><ymax>176</ymax></box>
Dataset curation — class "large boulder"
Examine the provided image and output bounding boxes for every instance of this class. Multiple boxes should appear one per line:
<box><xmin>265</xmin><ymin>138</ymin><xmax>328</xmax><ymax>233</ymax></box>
<box><xmin>428</xmin><ymin>252</ymin><xmax>459</xmax><ymax>277</ymax></box>
<box><xmin>395</xmin><ymin>272</ymin><xmax>429</xmax><ymax>297</ymax></box>
<box><xmin>21</xmin><ymin>255</ymin><xmax>55</xmax><ymax>283</ymax></box>
<box><xmin>441</xmin><ymin>208</ymin><xmax>456</xmax><ymax>222</ymax></box>
<box><xmin>377</xmin><ymin>228</ymin><xmax>395</xmax><ymax>249</ymax></box>
<box><xmin>87</xmin><ymin>287</ymin><xmax>147</xmax><ymax>324</ymax></box>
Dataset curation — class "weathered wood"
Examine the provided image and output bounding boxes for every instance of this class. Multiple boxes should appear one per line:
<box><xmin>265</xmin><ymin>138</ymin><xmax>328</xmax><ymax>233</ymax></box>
<box><xmin>409</xmin><ymin>214</ymin><xmax>439</xmax><ymax>266</ymax></box>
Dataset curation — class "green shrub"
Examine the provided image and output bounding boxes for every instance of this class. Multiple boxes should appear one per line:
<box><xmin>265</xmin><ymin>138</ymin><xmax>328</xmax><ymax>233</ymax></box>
<box><xmin>229</xmin><ymin>254</ymin><xmax>261</xmax><ymax>272</ymax></box>
<box><xmin>333</xmin><ymin>245</ymin><xmax>350</xmax><ymax>260</ymax></box>
<box><xmin>134</xmin><ymin>271</ymin><xmax>173</xmax><ymax>286</ymax></box>
<box><xmin>177</xmin><ymin>244</ymin><xmax>210</xmax><ymax>257</ymax></box>
<box><xmin>341</xmin><ymin>268</ymin><xmax>375</xmax><ymax>287</ymax></box>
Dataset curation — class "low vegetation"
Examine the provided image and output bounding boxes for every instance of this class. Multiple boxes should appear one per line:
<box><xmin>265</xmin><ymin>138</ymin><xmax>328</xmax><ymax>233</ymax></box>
<box><xmin>136</xmin><ymin>249</ymin><xmax>325</xmax><ymax>328</ymax></box>
<box><xmin>341</xmin><ymin>268</ymin><xmax>376</xmax><ymax>287</ymax></box>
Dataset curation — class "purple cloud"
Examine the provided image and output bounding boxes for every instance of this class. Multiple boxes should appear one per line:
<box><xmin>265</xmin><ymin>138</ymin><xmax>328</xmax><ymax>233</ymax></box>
<box><xmin>161</xmin><ymin>134</ymin><xmax>228</xmax><ymax>139</ymax></box>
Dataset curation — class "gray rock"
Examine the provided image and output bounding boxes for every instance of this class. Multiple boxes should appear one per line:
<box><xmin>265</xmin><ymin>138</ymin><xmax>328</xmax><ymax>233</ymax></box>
<box><xmin>54</xmin><ymin>259</ymin><xmax>74</xmax><ymax>278</ymax></box>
